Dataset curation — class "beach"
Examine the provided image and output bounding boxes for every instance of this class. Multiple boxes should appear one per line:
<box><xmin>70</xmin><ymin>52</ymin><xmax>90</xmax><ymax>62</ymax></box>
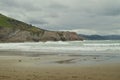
<box><xmin>0</xmin><ymin>50</ymin><xmax>120</xmax><ymax>80</ymax></box>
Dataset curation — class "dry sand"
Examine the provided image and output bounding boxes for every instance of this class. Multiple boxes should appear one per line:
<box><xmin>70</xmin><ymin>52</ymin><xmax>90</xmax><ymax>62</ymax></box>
<box><xmin>0</xmin><ymin>51</ymin><xmax>120</xmax><ymax>80</ymax></box>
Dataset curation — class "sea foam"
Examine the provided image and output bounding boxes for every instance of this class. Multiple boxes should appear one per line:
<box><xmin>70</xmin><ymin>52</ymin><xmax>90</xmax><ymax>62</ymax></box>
<box><xmin>0</xmin><ymin>40</ymin><xmax>120</xmax><ymax>53</ymax></box>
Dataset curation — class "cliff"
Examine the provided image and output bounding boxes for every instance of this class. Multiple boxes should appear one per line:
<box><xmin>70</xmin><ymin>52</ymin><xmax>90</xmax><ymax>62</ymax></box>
<box><xmin>0</xmin><ymin>13</ymin><xmax>83</xmax><ymax>42</ymax></box>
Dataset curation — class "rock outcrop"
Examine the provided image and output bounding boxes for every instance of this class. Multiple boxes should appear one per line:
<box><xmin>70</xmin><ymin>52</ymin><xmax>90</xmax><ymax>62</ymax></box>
<box><xmin>40</xmin><ymin>31</ymin><xmax>81</xmax><ymax>41</ymax></box>
<box><xmin>0</xmin><ymin>13</ymin><xmax>83</xmax><ymax>42</ymax></box>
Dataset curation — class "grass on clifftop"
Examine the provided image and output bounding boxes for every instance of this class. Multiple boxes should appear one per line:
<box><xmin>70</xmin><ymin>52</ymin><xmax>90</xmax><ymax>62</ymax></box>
<box><xmin>0</xmin><ymin>14</ymin><xmax>13</xmax><ymax>28</ymax></box>
<box><xmin>0</xmin><ymin>13</ymin><xmax>45</xmax><ymax>33</ymax></box>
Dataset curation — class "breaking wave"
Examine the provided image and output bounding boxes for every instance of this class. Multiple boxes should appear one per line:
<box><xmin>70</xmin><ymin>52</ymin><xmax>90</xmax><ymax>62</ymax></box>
<box><xmin>0</xmin><ymin>40</ymin><xmax>120</xmax><ymax>53</ymax></box>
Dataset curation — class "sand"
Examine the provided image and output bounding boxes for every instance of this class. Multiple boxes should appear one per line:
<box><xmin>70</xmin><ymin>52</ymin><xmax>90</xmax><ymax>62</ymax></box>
<box><xmin>0</xmin><ymin>51</ymin><xmax>120</xmax><ymax>80</ymax></box>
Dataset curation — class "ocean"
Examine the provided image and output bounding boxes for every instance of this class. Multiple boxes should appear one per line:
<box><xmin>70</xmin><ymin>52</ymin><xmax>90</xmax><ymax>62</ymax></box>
<box><xmin>0</xmin><ymin>40</ymin><xmax>120</xmax><ymax>53</ymax></box>
<box><xmin>0</xmin><ymin>40</ymin><xmax>120</xmax><ymax>65</ymax></box>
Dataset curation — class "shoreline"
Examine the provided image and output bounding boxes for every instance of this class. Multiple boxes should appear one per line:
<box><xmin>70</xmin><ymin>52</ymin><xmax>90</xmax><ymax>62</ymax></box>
<box><xmin>0</xmin><ymin>51</ymin><xmax>120</xmax><ymax>80</ymax></box>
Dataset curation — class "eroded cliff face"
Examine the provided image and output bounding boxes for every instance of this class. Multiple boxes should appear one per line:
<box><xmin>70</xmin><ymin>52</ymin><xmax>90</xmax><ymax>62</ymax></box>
<box><xmin>0</xmin><ymin>13</ymin><xmax>83</xmax><ymax>42</ymax></box>
<box><xmin>0</xmin><ymin>27</ymin><xmax>83</xmax><ymax>42</ymax></box>
<box><xmin>40</xmin><ymin>31</ymin><xmax>83</xmax><ymax>41</ymax></box>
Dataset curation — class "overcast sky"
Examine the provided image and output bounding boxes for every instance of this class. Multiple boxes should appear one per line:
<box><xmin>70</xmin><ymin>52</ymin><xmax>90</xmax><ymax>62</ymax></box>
<box><xmin>0</xmin><ymin>0</ymin><xmax>120</xmax><ymax>35</ymax></box>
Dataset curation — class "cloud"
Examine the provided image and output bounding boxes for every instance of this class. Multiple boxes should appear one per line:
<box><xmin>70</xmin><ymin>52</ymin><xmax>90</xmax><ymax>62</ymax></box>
<box><xmin>91</xmin><ymin>0</ymin><xmax>120</xmax><ymax>16</ymax></box>
<box><xmin>61</xmin><ymin>29</ymin><xmax>120</xmax><ymax>35</ymax></box>
<box><xmin>48</xmin><ymin>2</ymin><xmax>68</xmax><ymax>10</ymax></box>
<box><xmin>0</xmin><ymin>0</ymin><xmax>120</xmax><ymax>35</ymax></box>
<box><xmin>28</xmin><ymin>19</ymin><xmax>48</xmax><ymax>25</ymax></box>
<box><xmin>61</xmin><ymin>29</ymin><xmax>98</xmax><ymax>35</ymax></box>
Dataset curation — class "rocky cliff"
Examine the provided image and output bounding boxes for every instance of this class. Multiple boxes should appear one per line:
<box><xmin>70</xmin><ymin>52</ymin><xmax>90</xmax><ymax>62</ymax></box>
<box><xmin>0</xmin><ymin>13</ymin><xmax>83</xmax><ymax>42</ymax></box>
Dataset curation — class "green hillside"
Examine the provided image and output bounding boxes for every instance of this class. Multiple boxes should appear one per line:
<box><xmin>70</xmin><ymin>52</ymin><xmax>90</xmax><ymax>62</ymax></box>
<box><xmin>0</xmin><ymin>13</ymin><xmax>44</xmax><ymax>33</ymax></box>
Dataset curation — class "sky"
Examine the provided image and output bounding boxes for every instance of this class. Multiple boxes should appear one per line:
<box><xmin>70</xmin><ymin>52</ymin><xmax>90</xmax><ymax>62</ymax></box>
<box><xmin>0</xmin><ymin>0</ymin><xmax>120</xmax><ymax>35</ymax></box>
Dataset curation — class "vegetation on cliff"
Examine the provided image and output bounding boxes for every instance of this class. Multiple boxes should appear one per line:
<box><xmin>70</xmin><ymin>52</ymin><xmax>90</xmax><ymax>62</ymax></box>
<box><xmin>0</xmin><ymin>13</ymin><xmax>83</xmax><ymax>42</ymax></box>
<box><xmin>0</xmin><ymin>13</ymin><xmax>44</xmax><ymax>33</ymax></box>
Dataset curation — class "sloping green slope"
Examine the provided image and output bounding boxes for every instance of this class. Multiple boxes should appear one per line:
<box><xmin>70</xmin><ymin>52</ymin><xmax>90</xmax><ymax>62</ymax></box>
<box><xmin>0</xmin><ymin>13</ymin><xmax>44</xmax><ymax>33</ymax></box>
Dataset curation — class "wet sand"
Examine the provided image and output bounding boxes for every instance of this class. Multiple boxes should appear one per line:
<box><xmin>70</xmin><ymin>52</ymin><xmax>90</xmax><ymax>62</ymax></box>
<box><xmin>0</xmin><ymin>51</ymin><xmax>120</xmax><ymax>80</ymax></box>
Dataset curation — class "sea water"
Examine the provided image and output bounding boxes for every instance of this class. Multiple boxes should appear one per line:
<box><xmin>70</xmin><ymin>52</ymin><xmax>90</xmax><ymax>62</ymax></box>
<box><xmin>0</xmin><ymin>40</ymin><xmax>120</xmax><ymax>65</ymax></box>
<box><xmin>0</xmin><ymin>40</ymin><xmax>120</xmax><ymax>53</ymax></box>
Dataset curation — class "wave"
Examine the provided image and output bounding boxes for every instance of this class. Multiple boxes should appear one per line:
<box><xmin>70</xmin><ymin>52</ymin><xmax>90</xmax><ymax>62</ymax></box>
<box><xmin>0</xmin><ymin>40</ymin><xmax>120</xmax><ymax>53</ymax></box>
<box><xmin>44</xmin><ymin>41</ymin><xmax>69</xmax><ymax>45</ymax></box>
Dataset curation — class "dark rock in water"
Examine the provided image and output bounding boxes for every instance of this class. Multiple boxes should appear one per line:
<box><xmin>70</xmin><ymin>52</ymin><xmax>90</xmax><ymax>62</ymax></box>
<box><xmin>0</xmin><ymin>13</ymin><xmax>83</xmax><ymax>42</ymax></box>
<box><xmin>93</xmin><ymin>57</ymin><xmax>97</xmax><ymax>59</ymax></box>
<box><xmin>55</xmin><ymin>59</ymin><xmax>75</xmax><ymax>64</ymax></box>
<box><xmin>18</xmin><ymin>60</ymin><xmax>22</xmax><ymax>62</ymax></box>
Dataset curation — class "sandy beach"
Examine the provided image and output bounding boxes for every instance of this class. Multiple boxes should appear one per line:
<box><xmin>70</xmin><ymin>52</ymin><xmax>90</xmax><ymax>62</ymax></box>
<box><xmin>0</xmin><ymin>51</ymin><xmax>120</xmax><ymax>80</ymax></box>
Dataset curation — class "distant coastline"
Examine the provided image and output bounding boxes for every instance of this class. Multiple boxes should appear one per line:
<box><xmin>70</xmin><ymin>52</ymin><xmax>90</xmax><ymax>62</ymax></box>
<box><xmin>79</xmin><ymin>34</ymin><xmax>120</xmax><ymax>40</ymax></box>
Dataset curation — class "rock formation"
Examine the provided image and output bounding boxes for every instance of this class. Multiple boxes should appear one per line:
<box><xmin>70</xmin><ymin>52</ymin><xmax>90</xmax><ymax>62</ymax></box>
<box><xmin>0</xmin><ymin>13</ymin><xmax>83</xmax><ymax>42</ymax></box>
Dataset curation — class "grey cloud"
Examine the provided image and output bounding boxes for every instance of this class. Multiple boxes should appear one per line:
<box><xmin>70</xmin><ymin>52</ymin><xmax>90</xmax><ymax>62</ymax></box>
<box><xmin>28</xmin><ymin>19</ymin><xmax>48</xmax><ymax>25</ymax></box>
<box><xmin>89</xmin><ymin>0</ymin><xmax>120</xmax><ymax>16</ymax></box>
<box><xmin>0</xmin><ymin>0</ymin><xmax>42</xmax><ymax>11</ymax></box>
<box><xmin>48</xmin><ymin>2</ymin><xmax>68</xmax><ymax>10</ymax></box>
<box><xmin>0</xmin><ymin>0</ymin><xmax>120</xmax><ymax>35</ymax></box>
<box><xmin>100</xmin><ymin>6</ymin><xmax>120</xmax><ymax>16</ymax></box>
<box><xmin>43</xmin><ymin>13</ymin><xmax>59</xmax><ymax>18</ymax></box>
<box><xmin>103</xmin><ymin>0</ymin><xmax>120</xmax><ymax>16</ymax></box>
